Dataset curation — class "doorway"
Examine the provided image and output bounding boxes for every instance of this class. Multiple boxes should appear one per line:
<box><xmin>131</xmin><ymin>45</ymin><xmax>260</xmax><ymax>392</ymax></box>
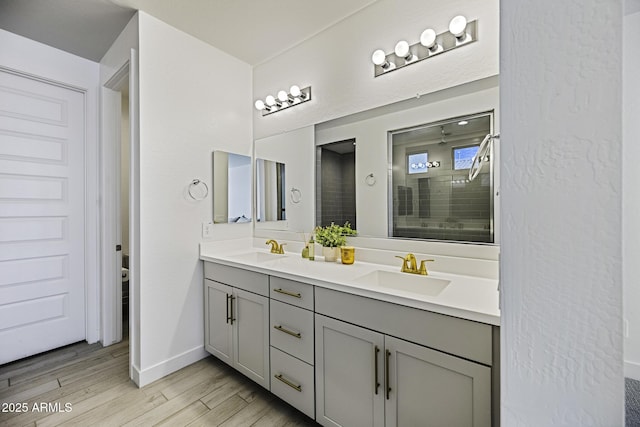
<box><xmin>316</xmin><ymin>139</ymin><xmax>356</xmax><ymax>228</ymax></box>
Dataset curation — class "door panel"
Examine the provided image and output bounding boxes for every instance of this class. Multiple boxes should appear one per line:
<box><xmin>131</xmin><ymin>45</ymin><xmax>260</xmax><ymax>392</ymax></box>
<box><xmin>0</xmin><ymin>70</ymin><xmax>85</xmax><ymax>364</ymax></box>
<box><xmin>205</xmin><ymin>280</ymin><xmax>233</xmax><ymax>366</ymax></box>
<box><xmin>315</xmin><ymin>314</ymin><xmax>384</xmax><ymax>427</ymax></box>
<box><xmin>233</xmin><ymin>288</ymin><xmax>269</xmax><ymax>388</ymax></box>
<box><xmin>385</xmin><ymin>336</ymin><xmax>491</xmax><ymax>427</ymax></box>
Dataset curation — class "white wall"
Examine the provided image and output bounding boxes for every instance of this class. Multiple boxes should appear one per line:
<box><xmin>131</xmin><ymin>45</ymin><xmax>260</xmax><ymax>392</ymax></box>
<box><xmin>253</xmin><ymin>0</ymin><xmax>499</xmax><ymax>140</ymax></box>
<box><xmin>136</xmin><ymin>12</ymin><xmax>253</xmax><ymax>386</ymax></box>
<box><xmin>0</xmin><ymin>28</ymin><xmax>101</xmax><ymax>344</ymax></box>
<box><xmin>501</xmin><ymin>1</ymin><xmax>623</xmax><ymax>425</ymax></box>
<box><xmin>623</xmin><ymin>8</ymin><xmax>640</xmax><ymax>381</ymax></box>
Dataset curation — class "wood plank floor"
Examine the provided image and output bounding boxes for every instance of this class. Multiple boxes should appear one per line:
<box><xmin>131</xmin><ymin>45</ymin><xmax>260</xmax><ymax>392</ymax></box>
<box><xmin>0</xmin><ymin>340</ymin><xmax>318</xmax><ymax>426</ymax></box>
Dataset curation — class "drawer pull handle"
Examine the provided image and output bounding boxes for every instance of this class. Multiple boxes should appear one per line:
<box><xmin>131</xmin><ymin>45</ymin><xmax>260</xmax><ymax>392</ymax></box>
<box><xmin>273</xmin><ymin>325</ymin><xmax>302</xmax><ymax>339</ymax></box>
<box><xmin>374</xmin><ymin>346</ymin><xmax>380</xmax><ymax>395</ymax></box>
<box><xmin>385</xmin><ymin>349</ymin><xmax>392</xmax><ymax>400</ymax></box>
<box><xmin>229</xmin><ymin>295</ymin><xmax>236</xmax><ymax>325</ymax></box>
<box><xmin>274</xmin><ymin>374</ymin><xmax>302</xmax><ymax>392</ymax></box>
<box><xmin>273</xmin><ymin>288</ymin><xmax>301</xmax><ymax>298</ymax></box>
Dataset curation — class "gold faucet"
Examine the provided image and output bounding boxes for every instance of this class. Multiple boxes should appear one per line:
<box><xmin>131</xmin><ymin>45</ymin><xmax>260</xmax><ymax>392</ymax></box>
<box><xmin>266</xmin><ymin>239</ymin><xmax>286</xmax><ymax>254</ymax></box>
<box><xmin>395</xmin><ymin>253</ymin><xmax>434</xmax><ymax>275</ymax></box>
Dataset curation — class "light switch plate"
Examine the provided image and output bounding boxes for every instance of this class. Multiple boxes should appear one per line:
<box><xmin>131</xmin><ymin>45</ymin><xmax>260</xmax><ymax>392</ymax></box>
<box><xmin>202</xmin><ymin>221</ymin><xmax>213</xmax><ymax>238</ymax></box>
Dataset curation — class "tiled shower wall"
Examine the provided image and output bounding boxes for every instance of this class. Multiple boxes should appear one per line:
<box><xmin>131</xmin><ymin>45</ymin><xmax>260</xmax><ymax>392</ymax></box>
<box><xmin>319</xmin><ymin>150</ymin><xmax>356</xmax><ymax>228</ymax></box>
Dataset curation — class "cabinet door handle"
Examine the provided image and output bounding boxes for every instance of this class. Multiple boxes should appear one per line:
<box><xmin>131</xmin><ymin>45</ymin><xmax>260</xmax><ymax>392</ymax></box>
<box><xmin>229</xmin><ymin>295</ymin><xmax>236</xmax><ymax>325</ymax></box>
<box><xmin>274</xmin><ymin>374</ymin><xmax>302</xmax><ymax>392</ymax></box>
<box><xmin>273</xmin><ymin>325</ymin><xmax>302</xmax><ymax>339</ymax></box>
<box><xmin>385</xmin><ymin>349</ymin><xmax>392</xmax><ymax>400</ymax></box>
<box><xmin>225</xmin><ymin>293</ymin><xmax>231</xmax><ymax>324</ymax></box>
<box><xmin>273</xmin><ymin>288</ymin><xmax>302</xmax><ymax>298</ymax></box>
<box><xmin>374</xmin><ymin>346</ymin><xmax>380</xmax><ymax>395</ymax></box>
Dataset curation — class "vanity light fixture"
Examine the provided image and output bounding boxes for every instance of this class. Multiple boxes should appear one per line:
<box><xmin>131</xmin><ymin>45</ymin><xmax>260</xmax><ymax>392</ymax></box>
<box><xmin>371</xmin><ymin>49</ymin><xmax>396</xmax><ymax>71</ymax></box>
<box><xmin>394</xmin><ymin>40</ymin><xmax>415</xmax><ymax>63</ymax></box>
<box><xmin>449</xmin><ymin>15</ymin><xmax>472</xmax><ymax>44</ymax></box>
<box><xmin>420</xmin><ymin>28</ymin><xmax>443</xmax><ymax>55</ymax></box>
<box><xmin>371</xmin><ymin>15</ymin><xmax>477</xmax><ymax>77</ymax></box>
<box><xmin>254</xmin><ymin>85</ymin><xmax>312</xmax><ymax>116</ymax></box>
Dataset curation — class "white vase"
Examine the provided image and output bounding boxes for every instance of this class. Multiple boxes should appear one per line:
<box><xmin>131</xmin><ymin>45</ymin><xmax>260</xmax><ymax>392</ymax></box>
<box><xmin>322</xmin><ymin>246</ymin><xmax>339</xmax><ymax>262</ymax></box>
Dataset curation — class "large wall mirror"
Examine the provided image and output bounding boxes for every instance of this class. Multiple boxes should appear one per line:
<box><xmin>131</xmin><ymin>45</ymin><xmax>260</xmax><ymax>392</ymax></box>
<box><xmin>212</xmin><ymin>151</ymin><xmax>252</xmax><ymax>224</ymax></box>
<box><xmin>390</xmin><ymin>112</ymin><xmax>494</xmax><ymax>243</ymax></box>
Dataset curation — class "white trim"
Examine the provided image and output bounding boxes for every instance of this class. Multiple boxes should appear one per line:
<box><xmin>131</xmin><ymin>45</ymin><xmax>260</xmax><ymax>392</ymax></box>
<box><xmin>626</xmin><ymin>360</ymin><xmax>640</xmax><ymax>381</ymax></box>
<box><xmin>101</xmin><ymin>62</ymin><xmax>130</xmax><ymax>347</ymax></box>
<box><xmin>132</xmin><ymin>346</ymin><xmax>209</xmax><ymax>388</ymax></box>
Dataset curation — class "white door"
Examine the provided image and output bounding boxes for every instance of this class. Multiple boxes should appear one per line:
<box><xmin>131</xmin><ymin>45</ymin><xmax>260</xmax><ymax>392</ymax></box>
<box><xmin>0</xmin><ymin>69</ymin><xmax>86</xmax><ymax>364</ymax></box>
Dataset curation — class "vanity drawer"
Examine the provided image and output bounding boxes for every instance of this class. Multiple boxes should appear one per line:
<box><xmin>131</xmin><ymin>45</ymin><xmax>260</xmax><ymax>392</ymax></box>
<box><xmin>270</xmin><ymin>346</ymin><xmax>315</xmax><ymax>419</ymax></box>
<box><xmin>270</xmin><ymin>300</ymin><xmax>314</xmax><ymax>364</ymax></box>
<box><xmin>270</xmin><ymin>277</ymin><xmax>314</xmax><ymax>310</ymax></box>
<box><xmin>204</xmin><ymin>262</ymin><xmax>269</xmax><ymax>297</ymax></box>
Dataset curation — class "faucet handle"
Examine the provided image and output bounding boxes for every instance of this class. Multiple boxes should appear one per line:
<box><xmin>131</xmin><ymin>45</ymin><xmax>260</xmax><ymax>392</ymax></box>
<box><xmin>395</xmin><ymin>255</ymin><xmax>409</xmax><ymax>272</ymax></box>
<box><xmin>278</xmin><ymin>243</ymin><xmax>287</xmax><ymax>254</ymax></box>
<box><xmin>418</xmin><ymin>259</ymin><xmax>435</xmax><ymax>275</ymax></box>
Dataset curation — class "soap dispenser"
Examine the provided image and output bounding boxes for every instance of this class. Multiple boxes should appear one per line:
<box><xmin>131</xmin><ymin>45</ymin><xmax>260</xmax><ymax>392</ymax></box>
<box><xmin>308</xmin><ymin>235</ymin><xmax>315</xmax><ymax>261</ymax></box>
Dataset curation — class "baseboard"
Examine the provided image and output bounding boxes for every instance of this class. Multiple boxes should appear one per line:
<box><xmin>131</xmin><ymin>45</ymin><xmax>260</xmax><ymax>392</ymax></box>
<box><xmin>134</xmin><ymin>345</ymin><xmax>209</xmax><ymax>388</ymax></box>
<box><xmin>625</xmin><ymin>360</ymin><xmax>640</xmax><ymax>381</ymax></box>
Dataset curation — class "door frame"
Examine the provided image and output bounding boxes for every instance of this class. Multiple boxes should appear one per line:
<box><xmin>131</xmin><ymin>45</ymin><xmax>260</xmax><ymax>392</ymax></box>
<box><xmin>101</xmin><ymin>62</ymin><xmax>129</xmax><ymax>346</ymax></box>
<box><xmin>100</xmin><ymin>50</ymin><xmax>141</xmax><ymax>384</ymax></box>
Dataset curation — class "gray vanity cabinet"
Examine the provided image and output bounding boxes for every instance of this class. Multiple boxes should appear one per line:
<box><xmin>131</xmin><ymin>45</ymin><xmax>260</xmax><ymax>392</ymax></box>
<box><xmin>315</xmin><ymin>288</ymin><xmax>493</xmax><ymax>427</ymax></box>
<box><xmin>204</xmin><ymin>263</ymin><xmax>270</xmax><ymax>389</ymax></box>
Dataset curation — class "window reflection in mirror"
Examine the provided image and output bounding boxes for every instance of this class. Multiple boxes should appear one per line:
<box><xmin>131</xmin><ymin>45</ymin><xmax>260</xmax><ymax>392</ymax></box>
<box><xmin>256</xmin><ymin>159</ymin><xmax>286</xmax><ymax>222</ymax></box>
<box><xmin>390</xmin><ymin>113</ymin><xmax>494</xmax><ymax>243</ymax></box>
<box><xmin>212</xmin><ymin>151</ymin><xmax>252</xmax><ymax>224</ymax></box>
<box><xmin>316</xmin><ymin>139</ymin><xmax>356</xmax><ymax>228</ymax></box>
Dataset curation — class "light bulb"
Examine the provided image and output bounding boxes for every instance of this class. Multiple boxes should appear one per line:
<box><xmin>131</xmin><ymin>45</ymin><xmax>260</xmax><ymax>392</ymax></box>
<box><xmin>371</xmin><ymin>49</ymin><xmax>387</xmax><ymax>66</ymax></box>
<box><xmin>265</xmin><ymin>95</ymin><xmax>276</xmax><ymax>106</ymax></box>
<box><xmin>449</xmin><ymin>15</ymin><xmax>468</xmax><ymax>38</ymax></box>
<box><xmin>254</xmin><ymin>100</ymin><xmax>265</xmax><ymax>111</ymax></box>
<box><xmin>290</xmin><ymin>85</ymin><xmax>301</xmax><ymax>97</ymax></box>
<box><xmin>457</xmin><ymin>120</ymin><xmax>469</xmax><ymax>126</ymax></box>
<box><xmin>277</xmin><ymin>90</ymin><xmax>288</xmax><ymax>102</ymax></box>
<box><xmin>394</xmin><ymin>40</ymin><xmax>410</xmax><ymax>58</ymax></box>
<box><xmin>420</xmin><ymin>29</ymin><xmax>437</xmax><ymax>49</ymax></box>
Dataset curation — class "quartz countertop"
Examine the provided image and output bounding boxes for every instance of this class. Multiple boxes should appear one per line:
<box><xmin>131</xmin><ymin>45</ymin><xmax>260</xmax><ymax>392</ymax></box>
<box><xmin>200</xmin><ymin>240</ymin><xmax>500</xmax><ymax>326</ymax></box>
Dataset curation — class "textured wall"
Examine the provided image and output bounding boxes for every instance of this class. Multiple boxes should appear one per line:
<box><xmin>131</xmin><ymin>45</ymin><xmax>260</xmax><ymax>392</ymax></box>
<box><xmin>500</xmin><ymin>1</ymin><xmax>623</xmax><ymax>424</ymax></box>
<box><xmin>623</xmin><ymin>8</ymin><xmax>640</xmax><ymax>380</ymax></box>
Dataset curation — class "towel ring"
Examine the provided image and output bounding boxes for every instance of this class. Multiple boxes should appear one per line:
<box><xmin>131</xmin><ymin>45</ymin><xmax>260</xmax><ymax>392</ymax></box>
<box><xmin>365</xmin><ymin>173</ymin><xmax>376</xmax><ymax>186</ymax></box>
<box><xmin>290</xmin><ymin>187</ymin><xmax>302</xmax><ymax>204</ymax></box>
<box><xmin>188</xmin><ymin>179</ymin><xmax>209</xmax><ymax>201</ymax></box>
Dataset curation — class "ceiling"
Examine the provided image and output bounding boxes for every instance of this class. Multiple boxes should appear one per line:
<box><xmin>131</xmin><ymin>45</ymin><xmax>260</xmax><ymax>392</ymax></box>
<box><xmin>0</xmin><ymin>0</ymin><xmax>378</xmax><ymax>65</ymax></box>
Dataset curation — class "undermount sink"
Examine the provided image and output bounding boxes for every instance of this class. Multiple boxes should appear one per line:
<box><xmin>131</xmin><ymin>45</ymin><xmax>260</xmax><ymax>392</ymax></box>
<box><xmin>352</xmin><ymin>270</ymin><xmax>451</xmax><ymax>297</ymax></box>
<box><xmin>228</xmin><ymin>251</ymin><xmax>287</xmax><ymax>263</ymax></box>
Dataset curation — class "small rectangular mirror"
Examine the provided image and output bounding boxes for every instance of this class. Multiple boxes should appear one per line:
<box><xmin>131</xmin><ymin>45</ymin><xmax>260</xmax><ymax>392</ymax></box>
<box><xmin>212</xmin><ymin>151</ymin><xmax>252</xmax><ymax>224</ymax></box>
<box><xmin>256</xmin><ymin>158</ymin><xmax>286</xmax><ymax>222</ymax></box>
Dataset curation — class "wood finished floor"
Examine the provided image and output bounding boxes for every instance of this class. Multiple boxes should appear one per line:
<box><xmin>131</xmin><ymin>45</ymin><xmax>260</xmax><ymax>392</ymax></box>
<box><xmin>0</xmin><ymin>340</ymin><xmax>318</xmax><ymax>426</ymax></box>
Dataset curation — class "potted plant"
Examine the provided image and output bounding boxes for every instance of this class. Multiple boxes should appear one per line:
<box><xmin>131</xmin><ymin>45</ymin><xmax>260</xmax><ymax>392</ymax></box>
<box><xmin>314</xmin><ymin>222</ymin><xmax>356</xmax><ymax>262</ymax></box>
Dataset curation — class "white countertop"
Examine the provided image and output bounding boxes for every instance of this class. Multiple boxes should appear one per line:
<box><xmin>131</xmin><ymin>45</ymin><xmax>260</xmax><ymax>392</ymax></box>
<box><xmin>200</xmin><ymin>241</ymin><xmax>500</xmax><ymax>326</ymax></box>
